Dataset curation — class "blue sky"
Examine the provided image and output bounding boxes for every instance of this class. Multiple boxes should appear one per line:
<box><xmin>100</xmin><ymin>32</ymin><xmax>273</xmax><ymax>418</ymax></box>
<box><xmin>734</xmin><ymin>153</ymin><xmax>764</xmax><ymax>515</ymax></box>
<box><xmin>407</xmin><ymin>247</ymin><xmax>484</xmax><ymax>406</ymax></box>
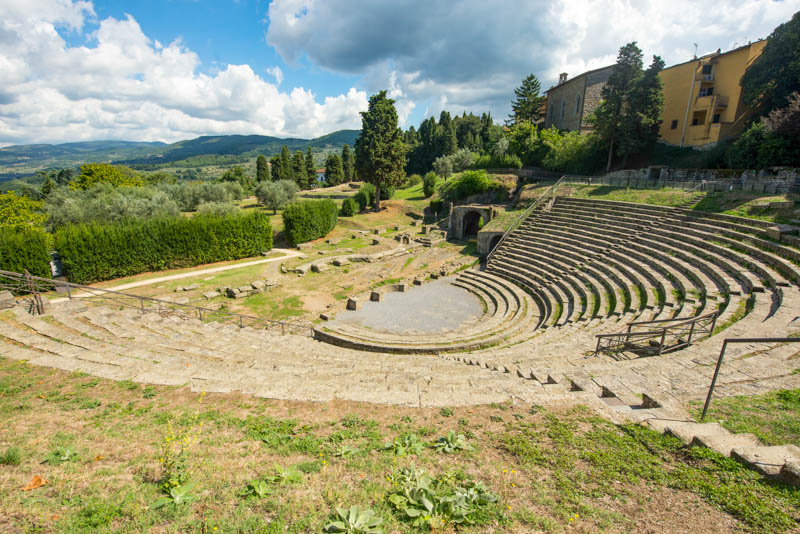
<box><xmin>0</xmin><ymin>0</ymin><xmax>798</xmax><ymax>145</ymax></box>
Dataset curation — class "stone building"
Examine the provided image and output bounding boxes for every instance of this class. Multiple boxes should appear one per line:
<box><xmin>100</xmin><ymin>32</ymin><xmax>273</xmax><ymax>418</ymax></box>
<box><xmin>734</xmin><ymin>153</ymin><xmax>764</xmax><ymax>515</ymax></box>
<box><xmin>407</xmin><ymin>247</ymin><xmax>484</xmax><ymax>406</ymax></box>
<box><xmin>543</xmin><ymin>65</ymin><xmax>614</xmax><ymax>133</ymax></box>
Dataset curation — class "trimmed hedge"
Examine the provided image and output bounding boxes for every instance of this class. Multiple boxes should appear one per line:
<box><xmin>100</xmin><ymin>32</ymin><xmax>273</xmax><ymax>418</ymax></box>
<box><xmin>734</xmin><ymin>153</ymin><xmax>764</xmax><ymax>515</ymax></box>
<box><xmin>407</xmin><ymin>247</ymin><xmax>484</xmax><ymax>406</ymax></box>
<box><xmin>0</xmin><ymin>227</ymin><xmax>51</xmax><ymax>278</ymax></box>
<box><xmin>54</xmin><ymin>212</ymin><xmax>272</xmax><ymax>284</ymax></box>
<box><xmin>340</xmin><ymin>197</ymin><xmax>359</xmax><ymax>217</ymax></box>
<box><xmin>282</xmin><ymin>199</ymin><xmax>338</xmax><ymax>245</ymax></box>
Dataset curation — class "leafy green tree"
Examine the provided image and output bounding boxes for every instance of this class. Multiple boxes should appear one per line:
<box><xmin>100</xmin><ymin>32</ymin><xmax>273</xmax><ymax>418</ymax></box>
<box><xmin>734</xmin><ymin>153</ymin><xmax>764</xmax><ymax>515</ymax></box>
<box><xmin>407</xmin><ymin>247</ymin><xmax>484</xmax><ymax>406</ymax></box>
<box><xmin>437</xmin><ymin>111</ymin><xmax>458</xmax><ymax>156</ymax></box>
<box><xmin>305</xmin><ymin>147</ymin><xmax>316</xmax><ymax>186</ymax></box>
<box><xmin>40</xmin><ymin>176</ymin><xmax>56</xmax><ymax>198</ymax></box>
<box><xmin>143</xmin><ymin>171</ymin><xmax>177</xmax><ymax>185</ymax></box>
<box><xmin>741</xmin><ymin>11</ymin><xmax>800</xmax><ymax>115</ymax></box>
<box><xmin>56</xmin><ymin>168</ymin><xmax>74</xmax><ymax>185</ymax></box>
<box><xmin>292</xmin><ymin>151</ymin><xmax>307</xmax><ymax>189</ymax></box>
<box><xmin>256</xmin><ymin>179</ymin><xmax>298</xmax><ymax>214</ymax></box>
<box><xmin>256</xmin><ymin>155</ymin><xmax>270</xmax><ymax>182</ymax></box>
<box><xmin>0</xmin><ymin>191</ymin><xmax>47</xmax><ymax>229</ymax></box>
<box><xmin>324</xmin><ymin>153</ymin><xmax>344</xmax><ymax>186</ymax></box>
<box><xmin>432</xmin><ymin>156</ymin><xmax>453</xmax><ymax>179</ymax></box>
<box><xmin>593</xmin><ymin>42</ymin><xmax>644</xmax><ymax>170</ymax></box>
<box><xmin>509</xmin><ymin>74</ymin><xmax>546</xmax><ymax>125</ymax></box>
<box><xmin>70</xmin><ymin>163</ymin><xmax>143</xmax><ymax>190</ymax></box>
<box><xmin>422</xmin><ymin>172</ymin><xmax>437</xmax><ymax>198</ymax></box>
<box><xmin>618</xmin><ymin>55</ymin><xmax>665</xmax><ymax>166</ymax></box>
<box><xmin>221</xmin><ymin>166</ymin><xmax>252</xmax><ymax>191</ymax></box>
<box><xmin>354</xmin><ymin>91</ymin><xmax>407</xmax><ymax>211</ymax></box>
<box><xmin>341</xmin><ymin>144</ymin><xmax>355</xmax><ymax>182</ymax></box>
<box><xmin>269</xmin><ymin>154</ymin><xmax>281</xmax><ymax>181</ymax></box>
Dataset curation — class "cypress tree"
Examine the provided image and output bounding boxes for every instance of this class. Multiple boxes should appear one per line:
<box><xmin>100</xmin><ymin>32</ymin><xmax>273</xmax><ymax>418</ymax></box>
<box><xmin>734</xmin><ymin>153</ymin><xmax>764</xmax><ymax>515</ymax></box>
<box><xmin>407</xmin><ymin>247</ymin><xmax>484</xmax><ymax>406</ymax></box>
<box><xmin>341</xmin><ymin>144</ymin><xmax>354</xmax><ymax>182</ymax></box>
<box><xmin>508</xmin><ymin>74</ymin><xmax>546</xmax><ymax>125</ymax></box>
<box><xmin>354</xmin><ymin>91</ymin><xmax>407</xmax><ymax>211</ymax></box>
<box><xmin>305</xmin><ymin>147</ymin><xmax>316</xmax><ymax>186</ymax></box>
<box><xmin>256</xmin><ymin>154</ymin><xmax>270</xmax><ymax>182</ymax></box>
<box><xmin>280</xmin><ymin>145</ymin><xmax>293</xmax><ymax>183</ymax></box>
<box><xmin>292</xmin><ymin>151</ymin><xmax>307</xmax><ymax>189</ymax></box>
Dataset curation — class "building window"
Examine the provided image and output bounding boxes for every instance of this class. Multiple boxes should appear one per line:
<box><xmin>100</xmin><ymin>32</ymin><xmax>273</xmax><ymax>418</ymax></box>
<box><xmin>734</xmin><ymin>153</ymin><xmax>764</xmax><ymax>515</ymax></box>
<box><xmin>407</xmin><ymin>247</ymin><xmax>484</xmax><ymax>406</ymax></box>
<box><xmin>670</xmin><ymin>119</ymin><xmax>678</xmax><ymax>130</ymax></box>
<box><xmin>698</xmin><ymin>87</ymin><xmax>714</xmax><ymax>97</ymax></box>
<box><xmin>712</xmin><ymin>114</ymin><xmax>721</xmax><ymax>124</ymax></box>
<box><xmin>560</xmin><ymin>100</ymin><xmax>565</xmax><ymax>119</ymax></box>
<box><xmin>692</xmin><ymin>110</ymin><xmax>706</xmax><ymax>126</ymax></box>
<box><xmin>575</xmin><ymin>94</ymin><xmax>581</xmax><ymax>114</ymax></box>
<box><xmin>701</xmin><ymin>64</ymin><xmax>712</xmax><ymax>75</ymax></box>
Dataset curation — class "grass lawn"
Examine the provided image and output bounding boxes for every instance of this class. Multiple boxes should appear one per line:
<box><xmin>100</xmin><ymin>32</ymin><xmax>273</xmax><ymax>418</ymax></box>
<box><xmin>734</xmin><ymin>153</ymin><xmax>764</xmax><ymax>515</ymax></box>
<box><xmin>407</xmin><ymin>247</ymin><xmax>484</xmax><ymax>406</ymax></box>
<box><xmin>0</xmin><ymin>359</ymin><xmax>798</xmax><ymax>533</ymax></box>
<box><xmin>693</xmin><ymin>192</ymin><xmax>798</xmax><ymax>224</ymax></box>
<box><xmin>568</xmin><ymin>185</ymin><xmax>696</xmax><ymax>207</ymax></box>
<box><xmin>688</xmin><ymin>388</ymin><xmax>800</xmax><ymax>447</ymax></box>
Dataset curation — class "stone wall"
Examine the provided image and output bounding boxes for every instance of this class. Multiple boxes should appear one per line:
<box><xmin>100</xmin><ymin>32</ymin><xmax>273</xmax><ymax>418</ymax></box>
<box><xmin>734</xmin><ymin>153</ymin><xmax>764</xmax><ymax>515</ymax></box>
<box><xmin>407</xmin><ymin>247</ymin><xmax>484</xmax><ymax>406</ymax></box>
<box><xmin>477</xmin><ymin>231</ymin><xmax>505</xmax><ymax>255</ymax></box>
<box><xmin>544</xmin><ymin>66</ymin><xmax>613</xmax><ymax>133</ymax></box>
<box><xmin>572</xmin><ymin>167</ymin><xmax>799</xmax><ymax>194</ymax></box>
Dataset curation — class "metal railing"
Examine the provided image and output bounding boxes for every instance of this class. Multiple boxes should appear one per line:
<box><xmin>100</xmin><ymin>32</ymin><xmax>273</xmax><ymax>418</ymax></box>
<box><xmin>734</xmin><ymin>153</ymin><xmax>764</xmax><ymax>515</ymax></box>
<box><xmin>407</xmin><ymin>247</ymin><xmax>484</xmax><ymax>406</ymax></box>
<box><xmin>486</xmin><ymin>176</ymin><xmax>566</xmax><ymax>263</ymax></box>
<box><xmin>593</xmin><ymin>310</ymin><xmax>718</xmax><ymax>358</ymax></box>
<box><xmin>701</xmin><ymin>337</ymin><xmax>800</xmax><ymax>420</ymax></box>
<box><xmin>0</xmin><ymin>270</ymin><xmax>312</xmax><ymax>336</ymax></box>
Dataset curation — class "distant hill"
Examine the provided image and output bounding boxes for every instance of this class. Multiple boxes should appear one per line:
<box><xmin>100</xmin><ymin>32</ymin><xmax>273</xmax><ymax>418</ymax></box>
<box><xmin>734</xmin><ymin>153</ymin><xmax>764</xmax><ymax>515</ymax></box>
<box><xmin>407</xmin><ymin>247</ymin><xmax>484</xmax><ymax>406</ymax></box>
<box><xmin>0</xmin><ymin>130</ymin><xmax>360</xmax><ymax>179</ymax></box>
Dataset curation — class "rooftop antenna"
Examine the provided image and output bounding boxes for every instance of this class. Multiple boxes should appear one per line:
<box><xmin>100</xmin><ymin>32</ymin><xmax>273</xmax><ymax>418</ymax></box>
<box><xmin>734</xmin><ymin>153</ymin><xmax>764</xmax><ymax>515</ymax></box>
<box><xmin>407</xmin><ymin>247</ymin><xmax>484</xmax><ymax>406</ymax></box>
<box><xmin>693</xmin><ymin>43</ymin><xmax>698</xmax><ymax>59</ymax></box>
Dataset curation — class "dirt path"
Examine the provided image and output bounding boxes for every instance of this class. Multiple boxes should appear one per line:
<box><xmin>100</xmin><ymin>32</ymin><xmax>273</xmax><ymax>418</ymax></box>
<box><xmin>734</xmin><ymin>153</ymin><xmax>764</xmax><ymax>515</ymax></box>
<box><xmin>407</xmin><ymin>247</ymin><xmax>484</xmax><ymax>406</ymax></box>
<box><xmin>51</xmin><ymin>248</ymin><xmax>302</xmax><ymax>301</ymax></box>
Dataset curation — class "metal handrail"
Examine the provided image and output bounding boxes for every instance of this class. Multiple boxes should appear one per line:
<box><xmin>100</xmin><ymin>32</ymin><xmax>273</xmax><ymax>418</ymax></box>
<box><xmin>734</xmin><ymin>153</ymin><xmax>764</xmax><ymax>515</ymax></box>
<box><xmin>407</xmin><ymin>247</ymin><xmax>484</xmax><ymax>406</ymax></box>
<box><xmin>486</xmin><ymin>176</ymin><xmax>566</xmax><ymax>263</ymax></box>
<box><xmin>701</xmin><ymin>337</ymin><xmax>800</xmax><ymax>420</ymax></box>
<box><xmin>594</xmin><ymin>310</ymin><xmax>718</xmax><ymax>357</ymax></box>
<box><xmin>0</xmin><ymin>270</ymin><xmax>312</xmax><ymax>336</ymax></box>
<box><xmin>626</xmin><ymin>310</ymin><xmax>718</xmax><ymax>332</ymax></box>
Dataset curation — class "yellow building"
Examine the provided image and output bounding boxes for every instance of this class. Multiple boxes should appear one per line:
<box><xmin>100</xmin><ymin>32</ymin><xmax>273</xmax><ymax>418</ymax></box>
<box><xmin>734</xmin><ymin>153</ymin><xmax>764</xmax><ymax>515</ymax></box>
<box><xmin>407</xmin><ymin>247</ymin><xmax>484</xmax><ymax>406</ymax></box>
<box><xmin>659</xmin><ymin>40</ymin><xmax>767</xmax><ymax>148</ymax></box>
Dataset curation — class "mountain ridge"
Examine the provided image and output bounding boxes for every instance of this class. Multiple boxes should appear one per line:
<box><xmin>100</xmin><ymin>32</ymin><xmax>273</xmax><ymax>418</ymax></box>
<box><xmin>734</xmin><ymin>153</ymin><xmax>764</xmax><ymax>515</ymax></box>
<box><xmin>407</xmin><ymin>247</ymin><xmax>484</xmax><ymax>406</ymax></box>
<box><xmin>0</xmin><ymin>130</ymin><xmax>360</xmax><ymax>178</ymax></box>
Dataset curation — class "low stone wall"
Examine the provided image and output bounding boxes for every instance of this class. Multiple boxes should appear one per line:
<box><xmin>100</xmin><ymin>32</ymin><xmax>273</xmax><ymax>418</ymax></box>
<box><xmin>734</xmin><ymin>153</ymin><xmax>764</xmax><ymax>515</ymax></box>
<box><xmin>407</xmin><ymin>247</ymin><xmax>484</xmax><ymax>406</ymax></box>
<box><xmin>586</xmin><ymin>167</ymin><xmax>800</xmax><ymax>194</ymax></box>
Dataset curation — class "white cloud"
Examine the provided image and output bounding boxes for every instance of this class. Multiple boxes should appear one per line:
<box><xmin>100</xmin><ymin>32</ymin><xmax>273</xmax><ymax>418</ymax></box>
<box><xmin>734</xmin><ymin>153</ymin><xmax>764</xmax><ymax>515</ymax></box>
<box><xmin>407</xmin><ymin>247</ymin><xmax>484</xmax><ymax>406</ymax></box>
<box><xmin>267</xmin><ymin>0</ymin><xmax>800</xmax><ymax>121</ymax></box>
<box><xmin>0</xmin><ymin>0</ymin><xmax>368</xmax><ymax>145</ymax></box>
<box><xmin>265</xmin><ymin>65</ymin><xmax>284</xmax><ymax>86</ymax></box>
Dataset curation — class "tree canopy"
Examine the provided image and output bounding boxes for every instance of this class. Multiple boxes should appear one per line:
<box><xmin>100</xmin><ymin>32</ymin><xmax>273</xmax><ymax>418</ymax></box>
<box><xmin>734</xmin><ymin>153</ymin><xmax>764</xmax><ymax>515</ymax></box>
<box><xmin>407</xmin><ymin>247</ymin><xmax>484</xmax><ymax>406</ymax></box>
<box><xmin>509</xmin><ymin>74</ymin><xmax>546</xmax><ymax>125</ymax></box>
<box><xmin>741</xmin><ymin>11</ymin><xmax>800</xmax><ymax>115</ymax></box>
<box><xmin>354</xmin><ymin>91</ymin><xmax>407</xmax><ymax>210</ymax></box>
<box><xmin>256</xmin><ymin>154</ymin><xmax>270</xmax><ymax>182</ymax></box>
<box><xmin>593</xmin><ymin>42</ymin><xmax>655</xmax><ymax>170</ymax></box>
<box><xmin>70</xmin><ymin>163</ymin><xmax>143</xmax><ymax>190</ymax></box>
<box><xmin>0</xmin><ymin>191</ymin><xmax>47</xmax><ymax>230</ymax></box>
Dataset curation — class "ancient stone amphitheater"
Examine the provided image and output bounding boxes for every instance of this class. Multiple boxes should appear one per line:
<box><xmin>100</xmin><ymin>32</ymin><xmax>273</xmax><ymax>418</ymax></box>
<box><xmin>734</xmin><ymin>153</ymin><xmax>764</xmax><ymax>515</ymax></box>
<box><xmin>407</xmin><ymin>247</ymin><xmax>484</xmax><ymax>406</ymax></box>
<box><xmin>2</xmin><ymin>193</ymin><xmax>800</xmax><ymax>476</ymax></box>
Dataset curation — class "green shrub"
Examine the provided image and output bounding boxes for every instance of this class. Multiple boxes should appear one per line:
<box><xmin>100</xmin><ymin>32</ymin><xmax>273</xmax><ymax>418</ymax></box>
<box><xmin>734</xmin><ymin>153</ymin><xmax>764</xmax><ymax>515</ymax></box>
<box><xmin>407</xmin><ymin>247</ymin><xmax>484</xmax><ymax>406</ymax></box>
<box><xmin>0</xmin><ymin>226</ymin><xmax>51</xmax><ymax>277</ymax></box>
<box><xmin>406</xmin><ymin>174</ymin><xmax>422</xmax><ymax>187</ymax></box>
<box><xmin>422</xmin><ymin>172</ymin><xmax>438</xmax><ymax>198</ymax></box>
<box><xmin>472</xmin><ymin>153</ymin><xmax>523</xmax><ymax>169</ymax></box>
<box><xmin>429</xmin><ymin>199</ymin><xmax>445</xmax><ymax>219</ymax></box>
<box><xmin>540</xmin><ymin>129</ymin><xmax>604</xmax><ymax>173</ymax></box>
<box><xmin>439</xmin><ymin>170</ymin><xmax>500</xmax><ymax>202</ymax></box>
<box><xmin>382</xmin><ymin>185</ymin><xmax>395</xmax><ymax>200</ymax></box>
<box><xmin>282</xmin><ymin>199</ymin><xmax>338</xmax><ymax>245</ymax></box>
<box><xmin>54</xmin><ymin>212</ymin><xmax>272</xmax><ymax>284</ymax></box>
<box><xmin>340</xmin><ymin>198</ymin><xmax>359</xmax><ymax>217</ymax></box>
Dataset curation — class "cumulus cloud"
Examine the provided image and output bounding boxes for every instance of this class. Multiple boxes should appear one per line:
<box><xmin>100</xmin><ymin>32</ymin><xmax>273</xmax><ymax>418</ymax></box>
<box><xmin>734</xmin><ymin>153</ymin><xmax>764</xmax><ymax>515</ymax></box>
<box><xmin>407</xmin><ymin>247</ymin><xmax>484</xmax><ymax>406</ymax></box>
<box><xmin>266</xmin><ymin>0</ymin><xmax>799</xmax><ymax>120</ymax></box>
<box><xmin>0</xmin><ymin>0</ymin><xmax>368</xmax><ymax>145</ymax></box>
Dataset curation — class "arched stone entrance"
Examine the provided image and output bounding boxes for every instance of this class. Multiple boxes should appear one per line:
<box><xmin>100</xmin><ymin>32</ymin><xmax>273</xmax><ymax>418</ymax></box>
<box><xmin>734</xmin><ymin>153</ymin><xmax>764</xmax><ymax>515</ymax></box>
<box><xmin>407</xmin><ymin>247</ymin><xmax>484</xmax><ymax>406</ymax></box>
<box><xmin>448</xmin><ymin>204</ymin><xmax>494</xmax><ymax>240</ymax></box>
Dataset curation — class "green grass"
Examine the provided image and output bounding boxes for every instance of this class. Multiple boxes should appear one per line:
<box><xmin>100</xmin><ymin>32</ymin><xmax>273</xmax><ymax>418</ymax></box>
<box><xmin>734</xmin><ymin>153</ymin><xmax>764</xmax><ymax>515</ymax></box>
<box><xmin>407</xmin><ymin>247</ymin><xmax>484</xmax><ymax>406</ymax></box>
<box><xmin>371</xmin><ymin>277</ymin><xmax>402</xmax><ymax>290</ymax></box>
<box><xmin>1</xmin><ymin>359</ymin><xmax>798</xmax><ymax>533</ymax></box>
<box><xmin>689</xmin><ymin>389</ymin><xmax>800</xmax><ymax>447</ymax></box>
<box><xmin>693</xmin><ymin>192</ymin><xmax>798</xmax><ymax>224</ymax></box>
<box><xmin>241</xmin><ymin>292</ymin><xmax>305</xmax><ymax>320</ymax></box>
<box><xmin>713</xmin><ymin>295</ymin><xmax>754</xmax><ymax>335</ymax></box>
<box><xmin>570</xmin><ymin>185</ymin><xmax>697</xmax><ymax>207</ymax></box>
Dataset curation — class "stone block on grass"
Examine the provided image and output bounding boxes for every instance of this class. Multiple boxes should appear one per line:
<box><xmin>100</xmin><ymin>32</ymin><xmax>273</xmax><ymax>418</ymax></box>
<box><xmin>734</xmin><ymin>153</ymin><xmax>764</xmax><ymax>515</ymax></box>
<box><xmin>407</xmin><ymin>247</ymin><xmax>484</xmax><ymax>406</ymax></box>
<box><xmin>370</xmin><ymin>291</ymin><xmax>383</xmax><ymax>302</ymax></box>
<box><xmin>346</xmin><ymin>297</ymin><xmax>362</xmax><ymax>310</ymax></box>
